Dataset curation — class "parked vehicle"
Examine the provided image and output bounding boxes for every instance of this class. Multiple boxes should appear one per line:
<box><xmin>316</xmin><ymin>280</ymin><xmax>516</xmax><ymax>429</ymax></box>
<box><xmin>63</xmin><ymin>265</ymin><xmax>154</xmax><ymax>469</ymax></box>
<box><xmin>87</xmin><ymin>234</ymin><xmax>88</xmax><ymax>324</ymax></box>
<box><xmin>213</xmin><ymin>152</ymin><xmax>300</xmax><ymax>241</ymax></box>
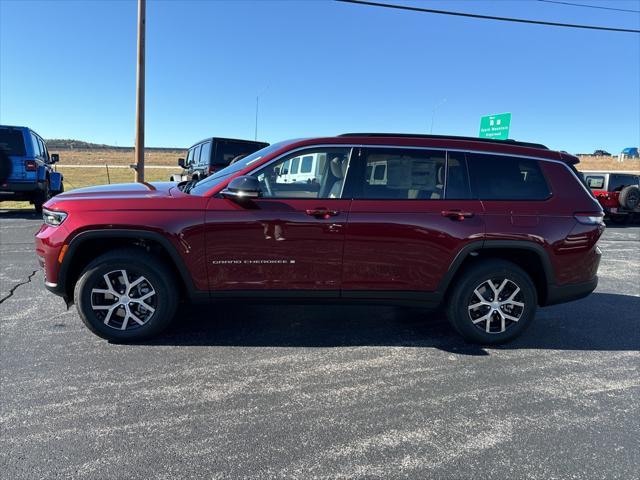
<box><xmin>593</xmin><ymin>150</ymin><xmax>611</xmax><ymax>156</ymax></box>
<box><xmin>170</xmin><ymin>137</ymin><xmax>269</xmax><ymax>182</ymax></box>
<box><xmin>37</xmin><ymin>133</ymin><xmax>604</xmax><ymax>344</ymax></box>
<box><xmin>582</xmin><ymin>171</ymin><xmax>640</xmax><ymax>223</ymax></box>
<box><xmin>620</xmin><ymin>147</ymin><xmax>639</xmax><ymax>158</ymax></box>
<box><xmin>0</xmin><ymin>125</ymin><xmax>63</xmax><ymax>212</ymax></box>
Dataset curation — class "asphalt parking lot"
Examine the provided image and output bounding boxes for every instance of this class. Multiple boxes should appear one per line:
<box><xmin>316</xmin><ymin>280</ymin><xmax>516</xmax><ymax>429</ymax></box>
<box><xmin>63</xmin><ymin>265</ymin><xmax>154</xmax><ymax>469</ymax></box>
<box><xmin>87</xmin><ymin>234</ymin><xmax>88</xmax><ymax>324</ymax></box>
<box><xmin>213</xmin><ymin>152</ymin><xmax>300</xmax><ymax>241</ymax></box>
<box><xmin>1</xmin><ymin>210</ymin><xmax>639</xmax><ymax>479</ymax></box>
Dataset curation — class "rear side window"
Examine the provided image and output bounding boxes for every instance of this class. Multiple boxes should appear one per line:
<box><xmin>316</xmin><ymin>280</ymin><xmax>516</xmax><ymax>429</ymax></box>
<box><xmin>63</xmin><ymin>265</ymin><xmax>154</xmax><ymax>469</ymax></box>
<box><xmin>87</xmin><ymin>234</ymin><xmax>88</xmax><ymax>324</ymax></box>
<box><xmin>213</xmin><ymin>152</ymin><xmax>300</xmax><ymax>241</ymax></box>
<box><xmin>215</xmin><ymin>141</ymin><xmax>265</xmax><ymax>166</ymax></box>
<box><xmin>0</xmin><ymin>129</ymin><xmax>26</xmax><ymax>156</ymax></box>
<box><xmin>200</xmin><ymin>142</ymin><xmax>212</xmax><ymax>165</ymax></box>
<box><xmin>585</xmin><ymin>175</ymin><xmax>605</xmax><ymax>189</ymax></box>
<box><xmin>354</xmin><ymin>148</ymin><xmax>446</xmax><ymax>199</ymax></box>
<box><xmin>608</xmin><ymin>174</ymin><xmax>640</xmax><ymax>191</ymax></box>
<box><xmin>445</xmin><ymin>152</ymin><xmax>472</xmax><ymax>199</ymax></box>
<box><xmin>467</xmin><ymin>153</ymin><xmax>551</xmax><ymax>200</ymax></box>
<box><xmin>31</xmin><ymin>133</ymin><xmax>42</xmax><ymax>157</ymax></box>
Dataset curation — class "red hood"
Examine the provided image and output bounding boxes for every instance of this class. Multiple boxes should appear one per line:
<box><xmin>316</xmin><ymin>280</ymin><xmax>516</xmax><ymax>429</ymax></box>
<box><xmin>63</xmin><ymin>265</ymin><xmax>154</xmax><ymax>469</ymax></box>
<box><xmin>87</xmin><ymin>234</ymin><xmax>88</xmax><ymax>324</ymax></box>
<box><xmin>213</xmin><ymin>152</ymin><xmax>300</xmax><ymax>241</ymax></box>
<box><xmin>52</xmin><ymin>182</ymin><xmax>175</xmax><ymax>200</ymax></box>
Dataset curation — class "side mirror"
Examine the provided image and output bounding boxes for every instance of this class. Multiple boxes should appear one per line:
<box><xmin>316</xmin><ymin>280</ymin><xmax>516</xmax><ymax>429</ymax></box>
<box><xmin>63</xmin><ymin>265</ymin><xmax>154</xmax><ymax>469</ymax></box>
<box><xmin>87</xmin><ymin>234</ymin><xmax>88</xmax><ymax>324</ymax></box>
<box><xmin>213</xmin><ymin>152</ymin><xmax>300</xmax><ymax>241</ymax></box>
<box><xmin>50</xmin><ymin>153</ymin><xmax>59</xmax><ymax>163</ymax></box>
<box><xmin>221</xmin><ymin>175</ymin><xmax>261</xmax><ymax>200</ymax></box>
<box><xmin>178</xmin><ymin>158</ymin><xmax>185</xmax><ymax>168</ymax></box>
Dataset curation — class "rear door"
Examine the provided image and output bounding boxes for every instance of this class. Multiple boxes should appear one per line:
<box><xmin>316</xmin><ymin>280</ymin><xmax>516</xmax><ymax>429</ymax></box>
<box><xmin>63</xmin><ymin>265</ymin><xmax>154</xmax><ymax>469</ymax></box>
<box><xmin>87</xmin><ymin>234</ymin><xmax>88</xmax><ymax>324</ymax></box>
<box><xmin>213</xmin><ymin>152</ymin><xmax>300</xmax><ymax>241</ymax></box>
<box><xmin>341</xmin><ymin>148</ymin><xmax>485</xmax><ymax>295</ymax></box>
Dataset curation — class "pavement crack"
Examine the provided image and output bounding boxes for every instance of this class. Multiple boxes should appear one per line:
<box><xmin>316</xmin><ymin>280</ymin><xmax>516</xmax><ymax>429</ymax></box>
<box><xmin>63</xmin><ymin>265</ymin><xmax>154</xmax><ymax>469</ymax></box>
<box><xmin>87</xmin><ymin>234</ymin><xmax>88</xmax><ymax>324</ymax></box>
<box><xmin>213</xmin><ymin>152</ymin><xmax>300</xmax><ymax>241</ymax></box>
<box><xmin>0</xmin><ymin>270</ymin><xmax>38</xmax><ymax>304</ymax></box>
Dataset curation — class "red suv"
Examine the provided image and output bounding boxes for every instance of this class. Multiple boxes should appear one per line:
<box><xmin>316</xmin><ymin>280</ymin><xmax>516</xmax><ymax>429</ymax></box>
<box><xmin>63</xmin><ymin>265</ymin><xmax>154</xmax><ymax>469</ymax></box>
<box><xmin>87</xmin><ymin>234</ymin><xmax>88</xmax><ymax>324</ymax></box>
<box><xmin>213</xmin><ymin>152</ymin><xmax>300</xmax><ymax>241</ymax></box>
<box><xmin>36</xmin><ymin>134</ymin><xmax>604</xmax><ymax>344</ymax></box>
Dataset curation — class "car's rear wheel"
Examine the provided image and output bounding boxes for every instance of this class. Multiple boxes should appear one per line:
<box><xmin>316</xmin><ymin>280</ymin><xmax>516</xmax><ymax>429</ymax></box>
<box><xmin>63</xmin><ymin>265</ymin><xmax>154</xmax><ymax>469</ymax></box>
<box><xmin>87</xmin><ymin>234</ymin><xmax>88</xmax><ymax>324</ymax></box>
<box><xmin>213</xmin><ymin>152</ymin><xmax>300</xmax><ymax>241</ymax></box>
<box><xmin>74</xmin><ymin>249</ymin><xmax>177</xmax><ymax>342</ymax></box>
<box><xmin>446</xmin><ymin>260</ymin><xmax>537</xmax><ymax>344</ymax></box>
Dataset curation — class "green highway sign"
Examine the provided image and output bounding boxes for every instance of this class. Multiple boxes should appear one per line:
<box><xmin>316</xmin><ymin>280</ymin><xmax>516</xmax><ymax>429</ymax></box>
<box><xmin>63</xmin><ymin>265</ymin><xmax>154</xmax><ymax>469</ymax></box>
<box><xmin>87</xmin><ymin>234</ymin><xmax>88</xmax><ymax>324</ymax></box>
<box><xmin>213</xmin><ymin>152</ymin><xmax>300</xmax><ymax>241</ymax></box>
<box><xmin>479</xmin><ymin>113</ymin><xmax>511</xmax><ymax>140</ymax></box>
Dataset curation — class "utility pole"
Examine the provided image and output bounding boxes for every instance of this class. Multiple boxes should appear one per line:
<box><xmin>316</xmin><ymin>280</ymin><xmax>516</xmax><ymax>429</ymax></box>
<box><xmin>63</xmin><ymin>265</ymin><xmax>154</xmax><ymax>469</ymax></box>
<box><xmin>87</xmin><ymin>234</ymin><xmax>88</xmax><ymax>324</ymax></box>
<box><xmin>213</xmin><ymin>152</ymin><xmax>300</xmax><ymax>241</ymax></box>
<box><xmin>134</xmin><ymin>0</ymin><xmax>146</xmax><ymax>182</ymax></box>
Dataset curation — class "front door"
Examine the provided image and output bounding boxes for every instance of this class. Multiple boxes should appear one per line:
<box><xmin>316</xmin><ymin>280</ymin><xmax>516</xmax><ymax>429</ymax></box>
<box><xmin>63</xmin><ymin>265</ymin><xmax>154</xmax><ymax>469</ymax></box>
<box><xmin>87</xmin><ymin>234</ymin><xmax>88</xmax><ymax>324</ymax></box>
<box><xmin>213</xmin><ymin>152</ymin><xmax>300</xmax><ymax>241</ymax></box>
<box><xmin>204</xmin><ymin>146</ymin><xmax>353</xmax><ymax>294</ymax></box>
<box><xmin>342</xmin><ymin>148</ymin><xmax>485</xmax><ymax>295</ymax></box>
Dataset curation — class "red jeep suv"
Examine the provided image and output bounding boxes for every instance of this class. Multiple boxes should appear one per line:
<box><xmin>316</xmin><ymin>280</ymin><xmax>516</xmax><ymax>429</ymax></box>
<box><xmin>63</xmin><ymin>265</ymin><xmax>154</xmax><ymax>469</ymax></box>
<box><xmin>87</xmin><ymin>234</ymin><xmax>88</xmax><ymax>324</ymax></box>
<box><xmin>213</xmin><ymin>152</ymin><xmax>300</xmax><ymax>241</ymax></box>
<box><xmin>35</xmin><ymin>134</ymin><xmax>604</xmax><ymax>344</ymax></box>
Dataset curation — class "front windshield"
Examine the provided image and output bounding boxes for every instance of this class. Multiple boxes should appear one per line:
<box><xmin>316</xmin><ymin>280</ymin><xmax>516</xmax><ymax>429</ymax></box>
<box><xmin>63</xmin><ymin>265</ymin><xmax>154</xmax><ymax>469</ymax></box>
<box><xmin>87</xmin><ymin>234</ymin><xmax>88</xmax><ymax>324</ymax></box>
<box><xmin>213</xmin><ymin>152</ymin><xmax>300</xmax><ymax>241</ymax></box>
<box><xmin>188</xmin><ymin>141</ymin><xmax>292</xmax><ymax>196</ymax></box>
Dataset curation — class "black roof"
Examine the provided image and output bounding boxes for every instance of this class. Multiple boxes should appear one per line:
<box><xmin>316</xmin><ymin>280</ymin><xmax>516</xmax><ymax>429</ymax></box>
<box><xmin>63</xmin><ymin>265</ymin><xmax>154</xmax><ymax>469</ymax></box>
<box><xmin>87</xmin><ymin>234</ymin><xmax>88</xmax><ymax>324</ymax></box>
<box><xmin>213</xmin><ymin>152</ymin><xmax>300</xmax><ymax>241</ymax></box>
<box><xmin>191</xmin><ymin>137</ymin><xmax>269</xmax><ymax>148</ymax></box>
<box><xmin>338</xmin><ymin>133</ymin><xmax>548</xmax><ymax>150</ymax></box>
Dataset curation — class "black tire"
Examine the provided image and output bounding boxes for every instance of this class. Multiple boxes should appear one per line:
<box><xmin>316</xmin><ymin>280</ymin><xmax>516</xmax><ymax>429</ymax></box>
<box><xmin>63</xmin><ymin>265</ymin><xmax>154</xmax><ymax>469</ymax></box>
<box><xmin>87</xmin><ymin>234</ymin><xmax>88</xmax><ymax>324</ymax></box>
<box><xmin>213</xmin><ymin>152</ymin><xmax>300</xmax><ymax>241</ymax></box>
<box><xmin>33</xmin><ymin>183</ymin><xmax>49</xmax><ymax>214</ymax></box>
<box><xmin>73</xmin><ymin>248</ymin><xmax>178</xmax><ymax>342</ymax></box>
<box><xmin>618</xmin><ymin>185</ymin><xmax>640</xmax><ymax>210</ymax></box>
<box><xmin>446</xmin><ymin>259</ymin><xmax>537</xmax><ymax>345</ymax></box>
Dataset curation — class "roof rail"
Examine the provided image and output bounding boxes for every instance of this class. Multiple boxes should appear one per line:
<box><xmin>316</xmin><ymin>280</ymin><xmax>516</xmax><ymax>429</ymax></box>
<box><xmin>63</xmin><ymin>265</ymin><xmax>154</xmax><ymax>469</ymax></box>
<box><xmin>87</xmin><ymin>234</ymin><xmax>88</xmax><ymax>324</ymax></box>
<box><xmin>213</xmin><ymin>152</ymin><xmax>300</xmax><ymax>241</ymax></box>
<box><xmin>338</xmin><ymin>133</ymin><xmax>549</xmax><ymax>150</ymax></box>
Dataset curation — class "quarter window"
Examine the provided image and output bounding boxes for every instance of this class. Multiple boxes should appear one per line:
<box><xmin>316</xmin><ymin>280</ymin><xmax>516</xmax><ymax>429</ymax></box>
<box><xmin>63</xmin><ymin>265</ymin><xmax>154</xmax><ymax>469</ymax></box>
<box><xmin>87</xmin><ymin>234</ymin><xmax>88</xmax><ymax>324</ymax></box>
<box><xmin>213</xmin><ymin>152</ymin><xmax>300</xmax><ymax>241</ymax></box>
<box><xmin>355</xmin><ymin>148</ymin><xmax>446</xmax><ymax>199</ymax></box>
<box><xmin>253</xmin><ymin>147</ymin><xmax>351</xmax><ymax>199</ymax></box>
<box><xmin>466</xmin><ymin>153</ymin><xmax>551</xmax><ymax>200</ymax></box>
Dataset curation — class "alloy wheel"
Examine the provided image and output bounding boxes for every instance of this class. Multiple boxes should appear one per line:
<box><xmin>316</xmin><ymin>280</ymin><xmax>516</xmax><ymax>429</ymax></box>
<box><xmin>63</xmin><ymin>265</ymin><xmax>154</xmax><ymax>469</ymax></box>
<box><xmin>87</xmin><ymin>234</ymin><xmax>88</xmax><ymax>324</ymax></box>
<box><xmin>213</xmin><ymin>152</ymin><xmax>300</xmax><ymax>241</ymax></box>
<box><xmin>90</xmin><ymin>269</ymin><xmax>157</xmax><ymax>331</ymax></box>
<box><xmin>467</xmin><ymin>278</ymin><xmax>525</xmax><ymax>334</ymax></box>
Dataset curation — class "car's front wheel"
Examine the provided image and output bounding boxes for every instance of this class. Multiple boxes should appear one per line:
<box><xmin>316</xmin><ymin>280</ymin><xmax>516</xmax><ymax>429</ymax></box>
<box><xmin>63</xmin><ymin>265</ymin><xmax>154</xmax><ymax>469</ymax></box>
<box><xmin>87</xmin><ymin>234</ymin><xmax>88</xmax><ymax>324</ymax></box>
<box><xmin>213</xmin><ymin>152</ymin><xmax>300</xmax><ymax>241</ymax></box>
<box><xmin>74</xmin><ymin>248</ymin><xmax>178</xmax><ymax>342</ymax></box>
<box><xmin>446</xmin><ymin>259</ymin><xmax>537</xmax><ymax>344</ymax></box>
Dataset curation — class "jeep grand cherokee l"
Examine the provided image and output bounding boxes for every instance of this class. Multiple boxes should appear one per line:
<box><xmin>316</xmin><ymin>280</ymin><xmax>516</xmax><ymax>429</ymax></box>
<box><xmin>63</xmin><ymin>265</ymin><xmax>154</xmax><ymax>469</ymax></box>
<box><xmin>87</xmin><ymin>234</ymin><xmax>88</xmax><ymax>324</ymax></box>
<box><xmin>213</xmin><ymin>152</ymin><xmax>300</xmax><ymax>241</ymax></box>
<box><xmin>36</xmin><ymin>134</ymin><xmax>604</xmax><ymax>344</ymax></box>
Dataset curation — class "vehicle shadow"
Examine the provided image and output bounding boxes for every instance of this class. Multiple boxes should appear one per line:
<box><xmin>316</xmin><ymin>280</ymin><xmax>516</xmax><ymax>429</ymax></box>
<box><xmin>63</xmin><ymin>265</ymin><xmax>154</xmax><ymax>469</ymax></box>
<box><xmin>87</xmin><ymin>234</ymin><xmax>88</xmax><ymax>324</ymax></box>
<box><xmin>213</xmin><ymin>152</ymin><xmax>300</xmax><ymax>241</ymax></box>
<box><xmin>137</xmin><ymin>292</ymin><xmax>640</xmax><ymax>354</ymax></box>
<box><xmin>0</xmin><ymin>209</ymin><xmax>40</xmax><ymax>220</ymax></box>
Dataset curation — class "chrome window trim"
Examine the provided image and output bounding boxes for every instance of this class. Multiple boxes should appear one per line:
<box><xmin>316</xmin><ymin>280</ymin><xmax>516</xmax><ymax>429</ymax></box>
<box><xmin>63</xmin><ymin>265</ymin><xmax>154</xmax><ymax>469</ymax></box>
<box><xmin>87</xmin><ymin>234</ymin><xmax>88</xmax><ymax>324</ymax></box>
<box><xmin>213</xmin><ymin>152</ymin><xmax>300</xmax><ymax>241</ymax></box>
<box><xmin>246</xmin><ymin>143</ymin><xmax>593</xmax><ymax>200</ymax></box>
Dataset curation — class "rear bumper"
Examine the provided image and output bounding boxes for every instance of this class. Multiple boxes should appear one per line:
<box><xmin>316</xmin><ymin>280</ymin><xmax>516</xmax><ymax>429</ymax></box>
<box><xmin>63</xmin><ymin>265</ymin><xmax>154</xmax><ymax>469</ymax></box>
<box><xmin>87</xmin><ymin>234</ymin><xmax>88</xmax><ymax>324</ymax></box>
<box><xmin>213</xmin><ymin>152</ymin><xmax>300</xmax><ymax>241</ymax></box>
<box><xmin>0</xmin><ymin>181</ymin><xmax>40</xmax><ymax>200</ymax></box>
<box><xmin>544</xmin><ymin>276</ymin><xmax>598</xmax><ymax>306</ymax></box>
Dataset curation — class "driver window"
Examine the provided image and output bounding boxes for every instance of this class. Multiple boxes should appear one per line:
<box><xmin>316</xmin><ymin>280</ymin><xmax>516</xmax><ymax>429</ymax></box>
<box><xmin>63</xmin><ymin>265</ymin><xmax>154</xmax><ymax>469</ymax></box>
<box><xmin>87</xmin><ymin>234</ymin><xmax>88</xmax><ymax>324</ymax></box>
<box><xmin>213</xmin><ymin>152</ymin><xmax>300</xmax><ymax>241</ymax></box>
<box><xmin>253</xmin><ymin>147</ymin><xmax>351</xmax><ymax>199</ymax></box>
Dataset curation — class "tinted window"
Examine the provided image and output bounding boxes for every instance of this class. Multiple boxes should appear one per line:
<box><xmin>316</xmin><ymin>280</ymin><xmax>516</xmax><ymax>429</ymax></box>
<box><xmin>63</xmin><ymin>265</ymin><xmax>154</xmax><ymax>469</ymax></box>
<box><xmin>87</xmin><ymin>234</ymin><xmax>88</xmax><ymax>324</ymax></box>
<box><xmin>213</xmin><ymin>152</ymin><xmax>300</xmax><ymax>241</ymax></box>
<box><xmin>193</xmin><ymin>144</ymin><xmax>202</xmax><ymax>166</ymax></box>
<box><xmin>39</xmin><ymin>137</ymin><xmax>48</xmax><ymax>161</ymax></box>
<box><xmin>186</xmin><ymin>148</ymin><xmax>194</xmax><ymax>164</ymax></box>
<box><xmin>254</xmin><ymin>147</ymin><xmax>350</xmax><ymax>199</ymax></box>
<box><xmin>609</xmin><ymin>174</ymin><xmax>639</xmax><ymax>191</ymax></box>
<box><xmin>189</xmin><ymin>142</ymin><xmax>289</xmax><ymax>196</ymax></box>
<box><xmin>215</xmin><ymin>141</ymin><xmax>266</xmax><ymax>166</ymax></box>
<box><xmin>355</xmin><ymin>148</ymin><xmax>446</xmax><ymax>199</ymax></box>
<box><xmin>445</xmin><ymin>152</ymin><xmax>472</xmax><ymax>199</ymax></box>
<box><xmin>0</xmin><ymin>129</ymin><xmax>26</xmax><ymax>156</ymax></box>
<box><xmin>585</xmin><ymin>175</ymin><xmax>605</xmax><ymax>189</ymax></box>
<box><xmin>31</xmin><ymin>133</ymin><xmax>42</xmax><ymax>157</ymax></box>
<box><xmin>467</xmin><ymin>153</ymin><xmax>551</xmax><ymax>200</ymax></box>
<box><xmin>200</xmin><ymin>142</ymin><xmax>212</xmax><ymax>165</ymax></box>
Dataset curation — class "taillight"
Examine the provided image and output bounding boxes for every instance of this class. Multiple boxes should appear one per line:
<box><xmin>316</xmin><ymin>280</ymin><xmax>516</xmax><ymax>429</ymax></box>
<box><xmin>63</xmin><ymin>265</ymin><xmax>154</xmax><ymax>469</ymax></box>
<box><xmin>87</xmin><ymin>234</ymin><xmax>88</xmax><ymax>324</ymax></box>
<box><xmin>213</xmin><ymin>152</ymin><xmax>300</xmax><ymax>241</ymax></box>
<box><xmin>574</xmin><ymin>212</ymin><xmax>605</xmax><ymax>225</ymax></box>
<box><xmin>25</xmin><ymin>160</ymin><xmax>37</xmax><ymax>171</ymax></box>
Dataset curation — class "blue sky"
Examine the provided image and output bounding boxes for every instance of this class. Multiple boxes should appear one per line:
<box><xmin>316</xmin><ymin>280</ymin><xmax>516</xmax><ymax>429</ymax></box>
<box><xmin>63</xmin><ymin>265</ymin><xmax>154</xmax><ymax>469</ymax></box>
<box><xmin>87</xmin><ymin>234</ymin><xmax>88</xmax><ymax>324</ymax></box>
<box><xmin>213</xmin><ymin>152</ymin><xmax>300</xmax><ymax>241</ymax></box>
<box><xmin>1</xmin><ymin>0</ymin><xmax>638</xmax><ymax>153</ymax></box>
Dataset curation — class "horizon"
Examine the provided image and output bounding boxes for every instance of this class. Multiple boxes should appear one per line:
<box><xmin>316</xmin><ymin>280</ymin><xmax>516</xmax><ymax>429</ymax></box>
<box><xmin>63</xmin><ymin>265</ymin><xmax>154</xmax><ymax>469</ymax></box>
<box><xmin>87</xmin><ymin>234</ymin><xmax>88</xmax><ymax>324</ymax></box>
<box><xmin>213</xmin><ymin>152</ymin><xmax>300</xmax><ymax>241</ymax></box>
<box><xmin>1</xmin><ymin>0</ymin><xmax>639</xmax><ymax>154</ymax></box>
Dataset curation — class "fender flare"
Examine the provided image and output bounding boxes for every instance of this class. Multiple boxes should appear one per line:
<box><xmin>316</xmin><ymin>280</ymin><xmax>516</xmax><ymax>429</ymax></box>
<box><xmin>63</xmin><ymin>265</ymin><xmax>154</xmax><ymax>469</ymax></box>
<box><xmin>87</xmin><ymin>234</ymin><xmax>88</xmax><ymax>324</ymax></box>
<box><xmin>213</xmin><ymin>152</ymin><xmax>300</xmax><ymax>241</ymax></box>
<box><xmin>58</xmin><ymin>229</ymin><xmax>207</xmax><ymax>301</ymax></box>
<box><xmin>436</xmin><ymin>239</ymin><xmax>555</xmax><ymax>296</ymax></box>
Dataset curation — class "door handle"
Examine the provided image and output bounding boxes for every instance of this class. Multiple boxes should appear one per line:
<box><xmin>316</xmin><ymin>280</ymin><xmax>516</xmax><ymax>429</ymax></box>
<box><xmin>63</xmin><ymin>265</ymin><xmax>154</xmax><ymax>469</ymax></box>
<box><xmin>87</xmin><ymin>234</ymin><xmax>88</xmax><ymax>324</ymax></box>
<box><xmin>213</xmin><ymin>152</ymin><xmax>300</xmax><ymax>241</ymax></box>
<box><xmin>441</xmin><ymin>209</ymin><xmax>474</xmax><ymax>221</ymax></box>
<box><xmin>305</xmin><ymin>208</ymin><xmax>339</xmax><ymax>219</ymax></box>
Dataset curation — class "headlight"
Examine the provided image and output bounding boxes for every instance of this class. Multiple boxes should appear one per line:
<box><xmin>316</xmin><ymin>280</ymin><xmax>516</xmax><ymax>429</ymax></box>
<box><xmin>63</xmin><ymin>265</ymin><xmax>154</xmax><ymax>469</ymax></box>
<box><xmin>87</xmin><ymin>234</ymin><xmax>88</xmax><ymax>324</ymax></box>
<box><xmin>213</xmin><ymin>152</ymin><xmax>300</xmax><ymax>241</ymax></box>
<box><xmin>43</xmin><ymin>208</ymin><xmax>68</xmax><ymax>226</ymax></box>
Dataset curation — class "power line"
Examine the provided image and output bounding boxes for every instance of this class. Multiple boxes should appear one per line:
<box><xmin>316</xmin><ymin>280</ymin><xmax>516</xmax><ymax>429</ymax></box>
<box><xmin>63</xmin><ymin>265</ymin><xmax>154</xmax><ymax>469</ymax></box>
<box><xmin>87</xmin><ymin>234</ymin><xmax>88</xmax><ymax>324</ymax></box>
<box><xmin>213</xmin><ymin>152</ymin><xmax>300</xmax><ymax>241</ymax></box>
<box><xmin>336</xmin><ymin>0</ymin><xmax>640</xmax><ymax>33</ymax></box>
<box><xmin>536</xmin><ymin>0</ymin><xmax>640</xmax><ymax>14</ymax></box>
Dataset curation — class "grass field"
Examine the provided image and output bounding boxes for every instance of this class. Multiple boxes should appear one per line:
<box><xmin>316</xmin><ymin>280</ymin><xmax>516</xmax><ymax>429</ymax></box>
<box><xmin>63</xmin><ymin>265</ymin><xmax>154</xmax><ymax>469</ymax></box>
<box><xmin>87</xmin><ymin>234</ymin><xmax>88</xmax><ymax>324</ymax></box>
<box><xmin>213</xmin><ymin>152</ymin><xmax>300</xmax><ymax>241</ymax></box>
<box><xmin>2</xmin><ymin>149</ymin><xmax>638</xmax><ymax>212</ymax></box>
